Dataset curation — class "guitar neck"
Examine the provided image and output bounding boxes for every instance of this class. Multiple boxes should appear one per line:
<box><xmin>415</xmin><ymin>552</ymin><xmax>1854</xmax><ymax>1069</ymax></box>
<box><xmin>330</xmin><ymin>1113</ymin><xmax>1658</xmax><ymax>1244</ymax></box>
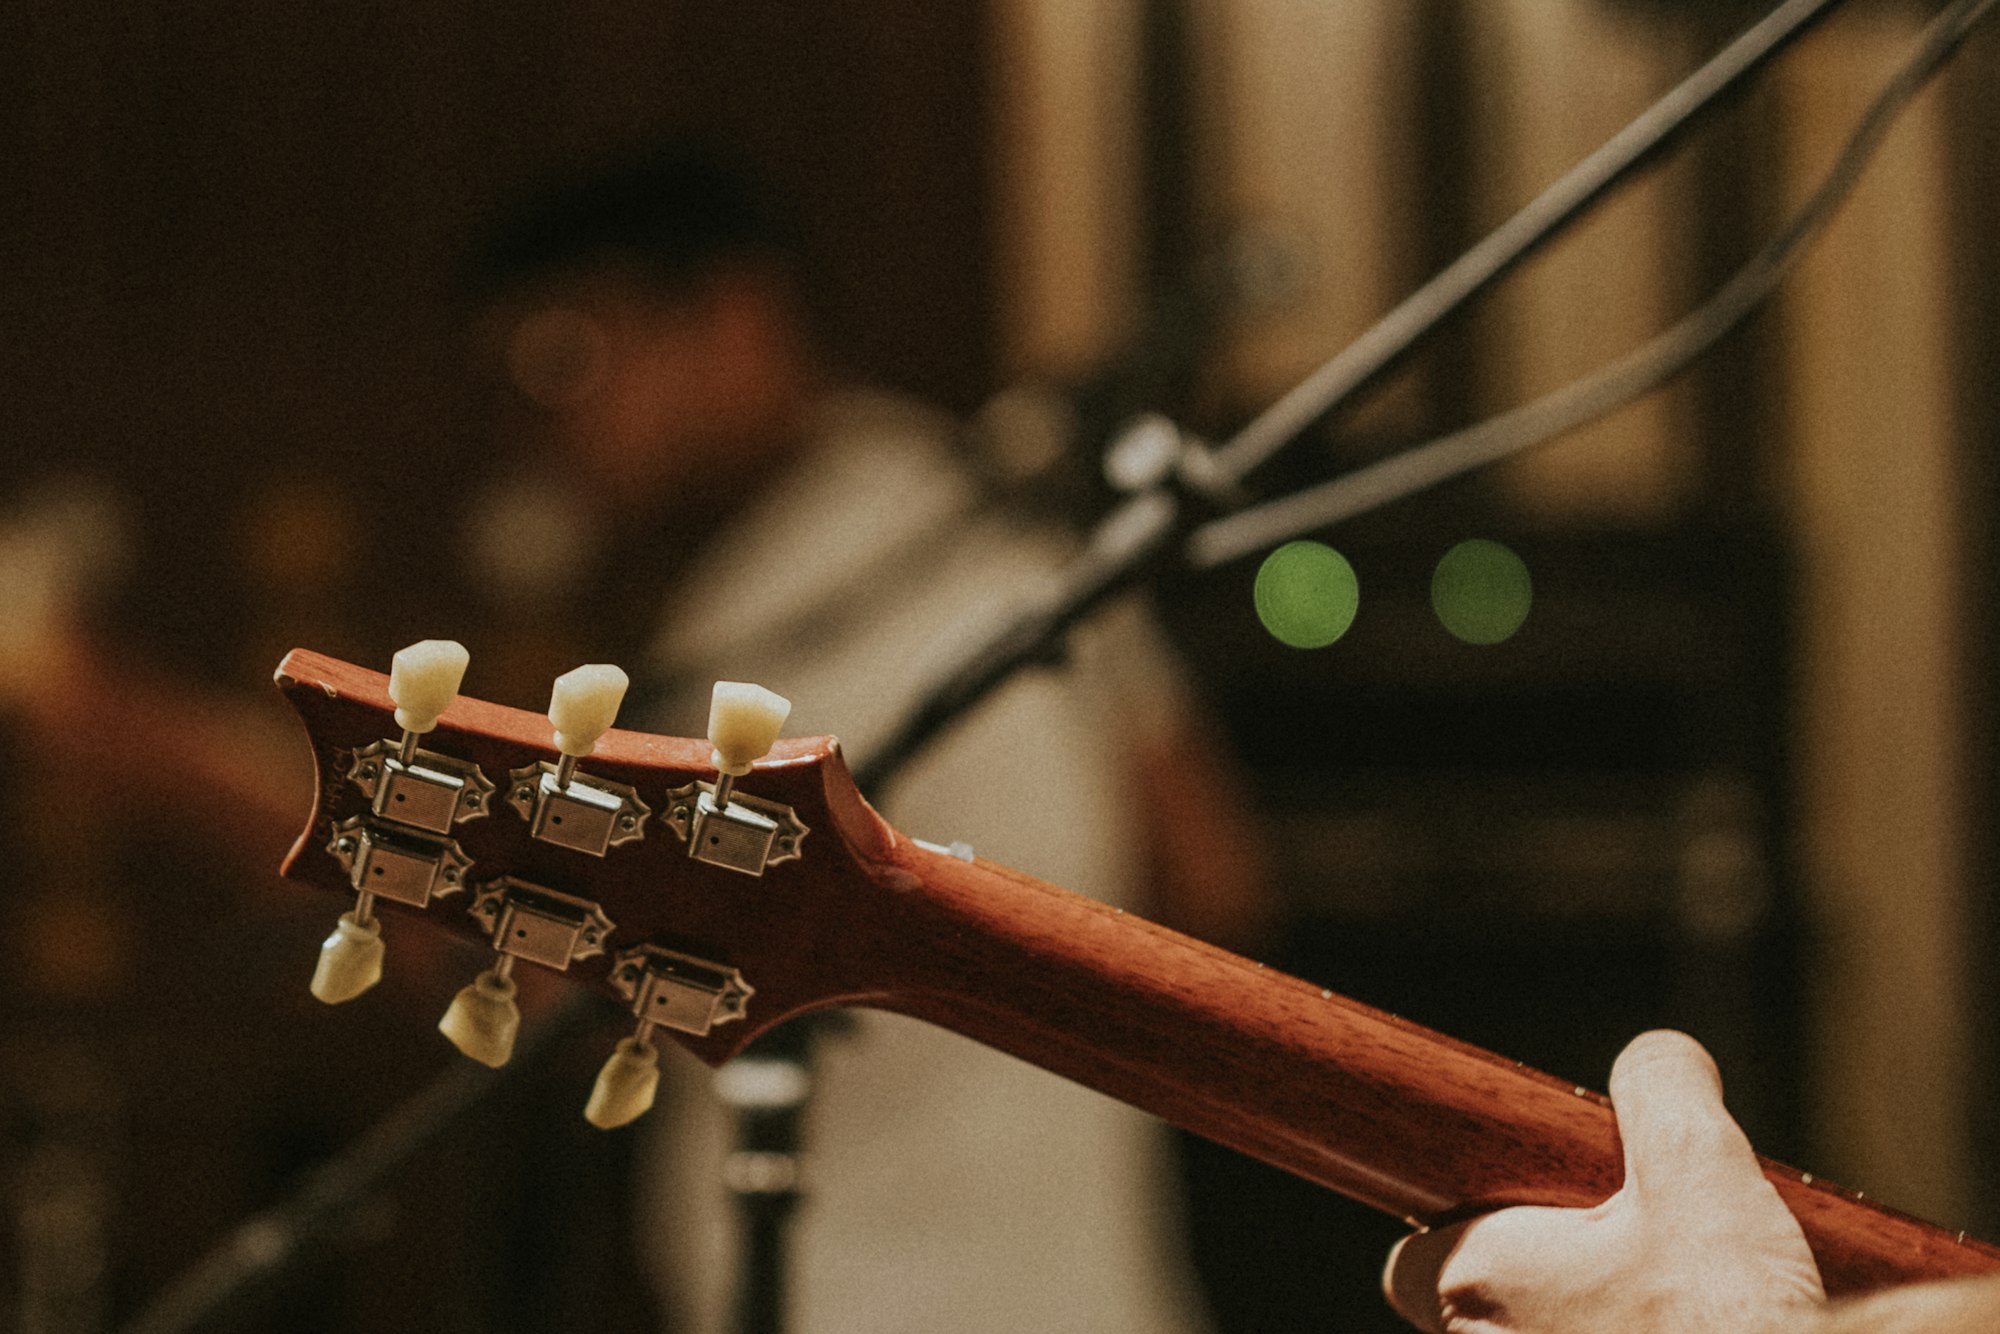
<box><xmin>865</xmin><ymin>836</ymin><xmax>2000</xmax><ymax>1298</ymax></box>
<box><xmin>269</xmin><ymin>646</ymin><xmax>1999</xmax><ymax>1299</ymax></box>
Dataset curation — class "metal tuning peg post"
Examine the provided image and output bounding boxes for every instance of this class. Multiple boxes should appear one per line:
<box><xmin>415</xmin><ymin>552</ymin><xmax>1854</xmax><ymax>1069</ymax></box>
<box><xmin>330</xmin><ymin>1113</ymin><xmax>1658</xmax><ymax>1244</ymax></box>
<box><xmin>663</xmin><ymin>681</ymin><xmax>807</xmax><ymax>876</ymax></box>
<box><xmin>440</xmin><ymin>876</ymin><xmax>614</xmax><ymax>1068</ymax></box>
<box><xmin>586</xmin><ymin>946</ymin><xmax>755</xmax><ymax>1129</ymax></box>
<box><xmin>506</xmin><ymin>663</ymin><xmax>650</xmax><ymax>857</ymax></box>
<box><xmin>313</xmin><ymin>640</ymin><xmax>485</xmax><ymax>1005</ymax></box>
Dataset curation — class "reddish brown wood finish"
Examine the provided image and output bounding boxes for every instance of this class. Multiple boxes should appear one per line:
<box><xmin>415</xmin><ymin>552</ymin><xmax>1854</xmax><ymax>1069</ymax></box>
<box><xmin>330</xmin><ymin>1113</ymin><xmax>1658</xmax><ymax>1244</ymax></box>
<box><xmin>275</xmin><ymin>648</ymin><xmax>2000</xmax><ymax>1299</ymax></box>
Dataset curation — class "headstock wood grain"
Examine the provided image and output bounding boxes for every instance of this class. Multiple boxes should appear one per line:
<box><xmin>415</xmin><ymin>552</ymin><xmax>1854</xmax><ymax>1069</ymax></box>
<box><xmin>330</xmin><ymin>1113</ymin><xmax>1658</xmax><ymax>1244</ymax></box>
<box><xmin>275</xmin><ymin>646</ymin><xmax>2000</xmax><ymax>1298</ymax></box>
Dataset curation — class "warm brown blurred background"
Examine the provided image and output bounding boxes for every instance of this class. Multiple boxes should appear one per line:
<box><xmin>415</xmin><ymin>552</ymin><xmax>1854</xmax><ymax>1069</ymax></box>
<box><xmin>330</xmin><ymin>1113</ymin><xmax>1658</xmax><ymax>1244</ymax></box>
<box><xmin>4</xmin><ymin>2</ymin><xmax>2000</xmax><ymax>1331</ymax></box>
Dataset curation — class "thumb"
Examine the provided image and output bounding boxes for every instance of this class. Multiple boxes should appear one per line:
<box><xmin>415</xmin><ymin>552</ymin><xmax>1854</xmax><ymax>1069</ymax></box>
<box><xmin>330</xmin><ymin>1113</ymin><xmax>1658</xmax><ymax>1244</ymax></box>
<box><xmin>1608</xmin><ymin>1030</ymin><xmax>1825</xmax><ymax>1307</ymax></box>
<box><xmin>1607</xmin><ymin>1030</ymin><xmax>1762</xmax><ymax>1206</ymax></box>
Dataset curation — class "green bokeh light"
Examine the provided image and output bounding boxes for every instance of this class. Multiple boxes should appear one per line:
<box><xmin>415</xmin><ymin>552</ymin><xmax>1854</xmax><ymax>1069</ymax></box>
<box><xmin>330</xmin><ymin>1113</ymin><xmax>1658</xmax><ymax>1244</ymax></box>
<box><xmin>1254</xmin><ymin>541</ymin><xmax>1359</xmax><ymax>649</ymax></box>
<box><xmin>1432</xmin><ymin>539</ymin><xmax>1532</xmax><ymax>645</ymax></box>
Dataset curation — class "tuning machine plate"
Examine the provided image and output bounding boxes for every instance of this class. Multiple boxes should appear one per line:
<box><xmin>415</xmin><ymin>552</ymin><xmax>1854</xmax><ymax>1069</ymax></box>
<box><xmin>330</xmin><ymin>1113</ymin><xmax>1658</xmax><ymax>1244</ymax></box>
<box><xmin>347</xmin><ymin>740</ymin><xmax>494</xmax><ymax>835</ymax></box>
<box><xmin>609</xmin><ymin>945</ymin><xmax>754</xmax><ymax>1036</ymax></box>
<box><xmin>327</xmin><ymin>816</ymin><xmax>471</xmax><ymax>908</ymax></box>
<box><xmin>467</xmin><ymin>876</ymin><xmax>614</xmax><ymax>971</ymax></box>
<box><xmin>662</xmin><ymin>783</ymin><xmax>807</xmax><ymax>876</ymax></box>
<box><xmin>506</xmin><ymin>763</ymin><xmax>651</xmax><ymax>857</ymax></box>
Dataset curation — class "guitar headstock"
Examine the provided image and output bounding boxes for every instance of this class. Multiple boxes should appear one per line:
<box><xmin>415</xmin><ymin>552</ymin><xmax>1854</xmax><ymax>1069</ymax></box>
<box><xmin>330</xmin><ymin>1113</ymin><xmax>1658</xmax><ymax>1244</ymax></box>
<box><xmin>274</xmin><ymin>645</ymin><xmax>904</xmax><ymax>1126</ymax></box>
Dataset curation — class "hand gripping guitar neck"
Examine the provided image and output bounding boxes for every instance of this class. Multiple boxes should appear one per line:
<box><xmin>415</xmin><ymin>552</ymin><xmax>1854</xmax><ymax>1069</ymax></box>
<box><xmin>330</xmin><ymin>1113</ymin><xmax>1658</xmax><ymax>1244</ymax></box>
<box><xmin>275</xmin><ymin>644</ymin><xmax>2000</xmax><ymax>1299</ymax></box>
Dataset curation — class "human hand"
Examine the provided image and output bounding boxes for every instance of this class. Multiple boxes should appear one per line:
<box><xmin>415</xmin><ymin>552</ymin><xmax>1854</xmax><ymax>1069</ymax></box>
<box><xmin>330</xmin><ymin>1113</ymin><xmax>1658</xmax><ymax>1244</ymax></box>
<box><xmin>1383</xmin><ymin>1030</ymin><xmax>1826</xmax><ymax>1334</ymax></box>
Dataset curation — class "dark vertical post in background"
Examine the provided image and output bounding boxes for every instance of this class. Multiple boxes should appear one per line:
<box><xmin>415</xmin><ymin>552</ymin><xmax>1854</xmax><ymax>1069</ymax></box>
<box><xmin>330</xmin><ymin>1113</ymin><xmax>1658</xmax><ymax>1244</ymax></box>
<box><xmin>1945</xmin><ymin>35</ymin><xmax>2000</xmax><ymax>1242</ymax></box>
<box><xmin>1138</xmin><ymin>0</ymin><xmax>1204</xmax><ymax>303</ymax></box>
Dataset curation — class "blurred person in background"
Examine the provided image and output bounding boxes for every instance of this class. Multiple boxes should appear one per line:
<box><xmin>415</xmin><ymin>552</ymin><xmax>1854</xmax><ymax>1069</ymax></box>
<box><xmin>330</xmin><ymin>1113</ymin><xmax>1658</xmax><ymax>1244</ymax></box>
<box><xmin>0</xmin><ymin>141</ymin><xmax>1270</xmax><ymax>1332</ymax></box>
<box><xmin>463</xmin><ymin>141</ymin><xmax>1271</xmax><ymax>1334</ymax></box>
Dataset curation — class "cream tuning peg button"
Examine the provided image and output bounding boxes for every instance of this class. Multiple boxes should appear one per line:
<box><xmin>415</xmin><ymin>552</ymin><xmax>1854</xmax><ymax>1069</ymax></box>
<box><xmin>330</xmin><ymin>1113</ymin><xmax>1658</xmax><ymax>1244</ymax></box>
<box><xmin>310</xmin><ymin>912</ymin><xmax>384</xmax><ymax>1004</ymax></box>
<box><xmin>548</xmin><ymin>663</ymin><xmax>629</xmax><ymax>788</ymax></box>
<box><xmin>389</xmin><ymin>640</ymin><xmax>470</xmax><ymax>737</ymax></box>
<box><xmin>708</xmin><ymin>682</ymin><xmax>791</xmax><ymax>776</ymax></box>
<box><xmin>707</xmin><ymin>681</ymin><xmax>791</xmax><ymax>811</ymax></box>
<box><xmin>584</xmin><ymin>1036</ymin><xmax>661</xmax><ymax>1130</ymax></box>
<box><xmin>438</xmin><ymin>967</ymin><xmax>521</xmax><ymax>1068</ymax></box>
<box><xmin>549</xmin><ymin>663</ymin><xmax>629</xmax><ymax>757</ymax></box>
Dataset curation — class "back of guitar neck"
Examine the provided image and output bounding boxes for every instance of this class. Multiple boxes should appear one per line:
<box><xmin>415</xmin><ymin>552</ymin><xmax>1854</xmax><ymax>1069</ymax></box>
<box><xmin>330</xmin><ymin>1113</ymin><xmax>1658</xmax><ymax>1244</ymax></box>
<box><xmin>865</xmin><ymin>836</ymin><xmax>2000</xmax><ymax>1298</ymax></box>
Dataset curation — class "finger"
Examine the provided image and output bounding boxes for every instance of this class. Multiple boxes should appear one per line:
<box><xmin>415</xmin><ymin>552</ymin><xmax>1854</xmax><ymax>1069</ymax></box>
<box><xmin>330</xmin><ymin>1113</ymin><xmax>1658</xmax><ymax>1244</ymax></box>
<box><xmin>1383</xmin><ymin>1221</ymin><xmax>1475</xmax><ymax>1333</ymax></box>
<box><xmin>1386</xmin><ymin>1207</ymin><xmax>1604</xmax><ymax>1332</ymax></box>
<box><xmin>1607</xmin><ymin>1029</ymin><xmax>1761</xmax><ymax>1203</ymax></box>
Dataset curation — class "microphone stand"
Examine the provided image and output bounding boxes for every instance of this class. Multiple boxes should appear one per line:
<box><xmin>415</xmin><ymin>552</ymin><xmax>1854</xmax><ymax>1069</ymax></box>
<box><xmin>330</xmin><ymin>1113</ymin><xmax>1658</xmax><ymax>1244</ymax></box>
<box><xmin>117</xmin><ymin>993</ymin><xmax>598</xmax><ymax>1334</ymax></box>
<box><xmin>859</xmin><ymin>0</ymin><xmax>1850</xmax><ymax>786</ymax></box>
